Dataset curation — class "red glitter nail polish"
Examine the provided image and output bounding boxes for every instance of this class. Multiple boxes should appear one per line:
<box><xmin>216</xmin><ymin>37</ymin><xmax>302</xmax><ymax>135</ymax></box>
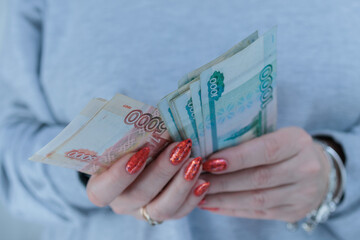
<box><xmin>200</xmin><ymin>207</ymin><xmax>219</xmax><ymax>211</ymax></box>
<box><xmin>194</xmin><ymin>182</ymin><xmax>210</xmax><ymax>196</ymax></box>
<box><xmin>203</xmin><ymin>158</ymin><xmax>227</xmax><ymax>172</ymax></box>
<box><xmin>169</xmin><ymin>139</ymin><xmax>192</xmax><ymax>165</ymax></box>
<box><xmin>125</xmin><ymin>147</ymin><xmax>150</xmax><ymax>174</ymax></box>
<box><xmin>184</xmin><ymin>157</ymin><xmax>202</xmax><ymax>181</ymax></box>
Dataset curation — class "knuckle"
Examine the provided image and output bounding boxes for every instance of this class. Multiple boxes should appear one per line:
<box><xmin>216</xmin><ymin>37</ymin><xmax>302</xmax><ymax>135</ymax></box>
<box><xmin>150</xmin><ymin>205</ymin><xmax>171</xmax><ymax>221</ymax></box>
<box><xmin>294</xmin><ymin>128</ymin><xmax>313</xmax><ymax>148</ymax></box>
<box><xmin>111</xmin><ymin>205</ymin><xmax>126</xmax><ymax>215</ymax></box>
<box><xmin>251</xmin><ymin>191</ymin><xmax>267</xmax><ymax>209</ymax></box>
<box><xmin>252</xmin><ymin>167</ymin><xmax>272</xmax><ymax>187</ymax></box>
<box><xmin>310</xmin><ymin>161</ymin><xmax>322</xmax><ymax>176</ymax></box>
<box><xmin>263</xmin><ymin>137</ymin><xmax>281</xmax><ymax>164</ymax></box>
<box><xmin>127</xmin><ymin>188</ymin><xmax>152</xmax><ymax>205</ymax></box>
<box><xmin>86</xmin><ymin>187</ymin><xmax>107</xmax><ymax>207</ymax></box>
<box><xmin>156</xmin><ymin>164</ymin><xmax>176</xmax><ymax>181</ymax></box>
<box><xmin>289</xmin><ymin>126</ymin><xmax>305</xmax><ymax>135</ymax></box>
<box><xmin>172</xmin><ymin>183</ymin><xmax>189</xmax><ymax>198</ymax></box>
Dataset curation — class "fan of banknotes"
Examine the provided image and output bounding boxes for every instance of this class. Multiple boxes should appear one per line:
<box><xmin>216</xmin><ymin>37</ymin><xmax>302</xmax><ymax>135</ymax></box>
<box><xmin>30</xmin><ymin>27</ymin><xmax>277</xmax><ymax>175</ymax></box>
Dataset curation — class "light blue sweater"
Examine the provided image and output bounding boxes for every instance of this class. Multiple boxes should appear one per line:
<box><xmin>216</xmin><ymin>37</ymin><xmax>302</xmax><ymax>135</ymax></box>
<box><xmin>0</xmin><ymin>0</ymin><xmax>359</xmax><ymax>239</ymax></box>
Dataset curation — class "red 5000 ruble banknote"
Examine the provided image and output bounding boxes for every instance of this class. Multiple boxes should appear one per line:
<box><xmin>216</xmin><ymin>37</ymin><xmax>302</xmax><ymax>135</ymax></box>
<box><xmin>30</xmin><ymin>94</ymin><xmax>172</xmax><ymax>175</ymax></box>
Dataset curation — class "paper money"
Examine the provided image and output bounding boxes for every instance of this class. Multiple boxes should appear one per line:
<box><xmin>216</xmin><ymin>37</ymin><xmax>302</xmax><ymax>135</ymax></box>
<box><xmin>200</xmin><ymin>27</ymin><xmax>277</xmax><ymax>155</ymax></box>
<box><xmin>178</xmin><ymin>31</ymin><xmax>259</xmax><ymax>88</ymax></box>
<box><xmin>31</xmin><ymin>98</ymin><xmax>107</xmax><ymax>161</ymax></box>
<box><xmin>30</xmin><ymin>27</ymin><xmax>277</xmax><ymax>173</ymax></box>
<box><xmin>158</xmin><ymin>31</ymin><xmax>261</xmax><ymax>156</ymax></box>
<box><xmin>157</xmin><ymin>93</ymin><xmax>182</xmax><ymax>142</ymax></box>
<box><xmin>168</xmin><ymin>89</ymin><xmax>202</xmax><ymax>157</ymax></box>
<box><xmin>159</xmin><ymin>27</ymin><xmax>277</xmax><ymax>157</ymax></box>
<box><xmin>189</xmin><ymin>81</ymin><xmax>206</xmax><ymax>157</ymax></box>
<box><xmin>31</xmin><ymin>94</ymin><xmax>171</xmax><ymax>174</ymax></box>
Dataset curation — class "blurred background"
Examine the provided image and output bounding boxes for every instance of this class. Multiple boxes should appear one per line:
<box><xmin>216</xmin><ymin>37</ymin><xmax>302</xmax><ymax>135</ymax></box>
<box><xmin>0</xmin><ymin>0</ymin><xmax>43</xmax><ymax>239</ymax></box>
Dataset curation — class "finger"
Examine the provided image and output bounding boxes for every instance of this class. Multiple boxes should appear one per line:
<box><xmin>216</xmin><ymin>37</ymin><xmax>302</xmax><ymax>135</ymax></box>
<box><xmin>201</xmin><ymin>184</ymin><xmax>296</xmax><ymax>211</ymax></box>
<box><xmin>172</xmin><ymin>179</ymin><xmax>211</xmax><ymax>219</ymax></box>
<box><xmin>203</xmin><ymin>127</ymin><xmax>312</xmax><ymax>173</ymax></box>
<box><xmin>200</xmin><ymin>204</ymin><xmax>302</xmax><ymax>222</ymax></box>
<box><xmin>142</xmin><ymin>157</ymin><xmax>203</xmax><ymax>221</ymax></box>
<box><xmin>87</xmin><ymin>147</ymin><xmax>150</xmax><ymax>207</ymax></box>
<box><xmin>112</xmin><ymin>139</ymin><xmax>192</xmax><ymax>209</ymax></box>
<box><xmin>202</xmin><ymin>158</ymin><xmax>300</xmax><ymax>194</ymax></box>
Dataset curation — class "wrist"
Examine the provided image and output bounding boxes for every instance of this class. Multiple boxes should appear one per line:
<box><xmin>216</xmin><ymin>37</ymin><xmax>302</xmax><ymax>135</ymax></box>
<box><xmin>303</xmin><ymin>139</ymin><xmax>346</xmax><ymax>232</ymax></box>
<box><xmin>287</xmin><ymin>137</ymin><xmax>347</xmax><ymax>233</ymax></box>
<box><xmin>314</xmin><ymin>136</ymin><xmax>346</xmax><ymax>204</ymax></box>
<box><xmin>317</xmin><ymin>140</ymin><xmax>346</xmax><ymax>205</ymax></box>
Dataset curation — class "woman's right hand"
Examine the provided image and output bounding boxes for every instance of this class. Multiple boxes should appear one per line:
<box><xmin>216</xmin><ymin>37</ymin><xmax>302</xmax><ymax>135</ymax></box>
<box><xmin>86</xmin><ymin>139</ymin><xmax>210</xmax><ymax>222</ymax></box>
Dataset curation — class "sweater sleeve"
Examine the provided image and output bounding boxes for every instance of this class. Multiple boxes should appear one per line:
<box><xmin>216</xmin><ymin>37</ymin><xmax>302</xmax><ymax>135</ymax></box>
<box><xmin>0</xmin><ymin>0</ymin><xmax>98</xmax><ymax>225</ymax></box>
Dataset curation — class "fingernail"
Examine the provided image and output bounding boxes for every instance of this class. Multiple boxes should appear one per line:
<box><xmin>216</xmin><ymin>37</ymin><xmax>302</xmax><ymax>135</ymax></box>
<box><xmin>125</xmin><ymin>147</ymin><xmax>150</xmax><ymax>174</ymax></box>
<box><xmin>194</xmin><ymin>182</ymin><xmax>210</xmax><ymax>196</ymax></box>
<box><xmin>203</xmin><ymin>158</ymin><xmax>227</xmax><ymax>172</ymax></box>
<box><xmin>198</xmin><ymin>199</ymin><xmax>206</xmax><ymax>205</ymax></box>
<box><xmin>200</xmin><ymin>207</ymin><xmax>219</xmax><ymax>211</ymax></box>
<box><xmin>169</xmin><ymin>139</ymin><xmax>192</xmax><ymax>165</ymax></box>
<box><xmin>184</xmin><ymin>157</ymin><xmax>202</xmax><ymax>181</ymax></box>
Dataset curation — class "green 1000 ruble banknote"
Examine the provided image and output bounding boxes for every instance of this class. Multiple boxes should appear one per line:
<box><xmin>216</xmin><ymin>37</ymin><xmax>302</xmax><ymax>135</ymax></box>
<box><xmin>199</xmin><ymin>27</ymin><xmax>277</xmax><ymax>156</ymax></box>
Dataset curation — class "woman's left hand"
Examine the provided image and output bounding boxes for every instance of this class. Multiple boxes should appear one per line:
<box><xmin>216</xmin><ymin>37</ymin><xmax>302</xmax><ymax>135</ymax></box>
<box><xmin>199</xmin><ymin>127</ymin><xmax>330</xmax><ymax>223</ymax></box>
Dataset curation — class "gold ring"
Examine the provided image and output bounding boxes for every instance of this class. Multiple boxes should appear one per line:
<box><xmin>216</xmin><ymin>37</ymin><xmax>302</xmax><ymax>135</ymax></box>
<box><xmin>140</xmin><ymin>206</ymin><xmax>163</xmax><ymax>226</ymax></box>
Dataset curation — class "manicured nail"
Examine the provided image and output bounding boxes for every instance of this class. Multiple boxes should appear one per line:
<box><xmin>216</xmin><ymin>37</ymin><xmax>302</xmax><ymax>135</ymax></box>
<box><xmin>200</xmin><ymin>207</ymin><xmax>219</xmax><ymax>211</ymax></box>
<box><xmin>203</xmin><ymin>158</ymin><xmax>227</xmax><ymax>172</ymax></box>
<box><xmin>169</xmin><ymin>139</ymin><xmax>192</xmax><ymax>165</ymax></box>
<box><xmin>125</xmin><ymin>147</ymin><xmax>150</xmax><ymax>174</ymax></box>
<box><xmin>184</xmin><ymin>157</ymin><xmax>202</xmax><ymax>181</ymax></box>
<box><xmin>198</xmin><ymin>199</ymin><xmax>206</xmax><ymax>206</ymax></box>
<box><xmin>194</xmin><ymin>182</ymin><xmax>210</xmax><ymax>196</ymax></box>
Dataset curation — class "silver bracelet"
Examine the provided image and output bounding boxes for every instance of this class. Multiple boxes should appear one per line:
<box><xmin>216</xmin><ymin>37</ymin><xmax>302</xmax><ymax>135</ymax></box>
<box><xmin>287</xmin><ymin>139</ymin><xmax>346</xmax><ymax>233</ymax></box>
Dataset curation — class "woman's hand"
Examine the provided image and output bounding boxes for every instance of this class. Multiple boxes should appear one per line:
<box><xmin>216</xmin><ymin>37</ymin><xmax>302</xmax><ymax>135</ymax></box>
<box><xmin>199</xmin><ymin>127</ymin><xmax>330</xmax><ymax>223</ymax></box>
<box><xmin>86</xmin><ymin>139</ymin><xmax>210</xmax><ymax>222</ymax></box>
